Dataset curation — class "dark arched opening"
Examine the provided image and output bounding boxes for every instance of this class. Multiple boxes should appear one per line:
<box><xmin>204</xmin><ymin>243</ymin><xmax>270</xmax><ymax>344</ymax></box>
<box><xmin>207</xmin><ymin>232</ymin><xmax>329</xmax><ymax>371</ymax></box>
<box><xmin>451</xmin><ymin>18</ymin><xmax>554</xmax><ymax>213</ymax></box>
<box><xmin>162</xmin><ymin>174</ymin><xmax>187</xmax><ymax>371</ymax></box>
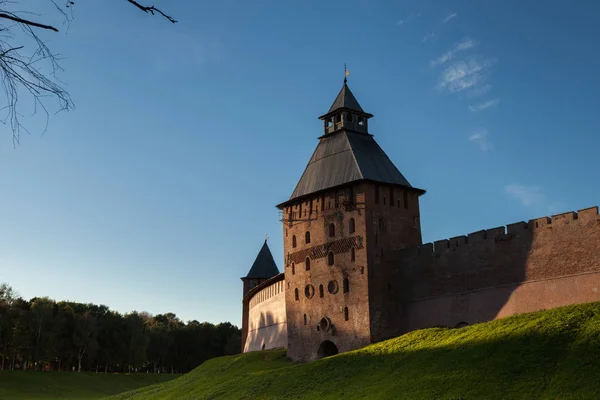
<box><xmin>317</xmin><ymin>340</ymin><xmax>339</xmax><ymax>359</ymax></box>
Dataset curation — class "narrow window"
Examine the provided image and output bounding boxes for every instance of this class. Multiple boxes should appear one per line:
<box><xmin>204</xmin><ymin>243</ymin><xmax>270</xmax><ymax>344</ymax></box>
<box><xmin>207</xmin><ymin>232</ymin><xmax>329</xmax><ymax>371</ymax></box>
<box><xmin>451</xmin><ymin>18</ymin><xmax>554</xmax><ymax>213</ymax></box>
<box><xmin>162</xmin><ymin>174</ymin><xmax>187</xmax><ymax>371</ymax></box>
<box><xmin>351</xmin><ymin>247</ymin><xmax>355</xmax><ymax>262</ymax></box>
<box><xmin>379</xmin><ymin>217</ymin><xmax>385</xmax><ymax>231</ymax></box>
<box><xmin>292</xmin><ymin>235</ymin><xmax>297</xmax><ymax>248</ymax></box>
<box><xmin>328</xmin><ymin>223</ymin><xmax>335</xmax><ymax>237</ymax></box>
<box><xmin>299</xmin><ymin>202</ymin><xmax>302</xmax><ymax>217</ymax></box>
<box><xmin>343</xmin><ymin>278</ymin><xmax>349</xmax><ymax>293</ymax></box>
<box><xmin>360</xmin><ymin>266</ymin><xmax>365</xmax><ymax>274</ymax></box>
<box><xmin>295</xmin><ymin>288</ymin><xmax>299</xmax><ymax>301</ymax></box>
<box><xmin>388</xmin><ymin>283</ymin><xmax>392</xmax><ymax>292</ymax></box>
<box><xmin>321</xmin><ymin>194</ymin><xmax>325</xmax><ymax>211</ymax></box>
<box><xmin>285</xmin><ymin>228</ymin><xmax>288</xmax><ymax>237</ymax></box>
<box><xmin>349</xmin><ymin>218</ymin><xmax>355</xmax><ymax>234</ymax></box>
<box><xmin>397</xmin><ymin>200</ymin><xmax>401</xmax><ymax>208</ymax></box>
<box><xmin>390</xmin><ymin>187</ymin><xmax>394</xmax><ymax>207</ymax></box>
<box><xmin>291</xmin><ymin>262</ymin><xmax>295</xmax><ymax>275</ymax></box>
<box><xmin>344</xmin><ymin>307</ymin><xmax>349</xmax><ymax>321</ymax></box>
<box><xmin>383</xmin><ymin>196</ymin><xmax>387</xmax><ymax>205</ymax></box>
<box><xmin>305</xmin><ymin>231</ymin><xmax>311</xmax><ymax>244</ymax></box>
<box><xmin>358</xmin><ymin>117</ymin><xmax>364</xmax><ymax>126</ymax></box>
<box><xmin>404</xmin><ymin>191</ymin><xmax>409</xmax><ymax>209</ymax></box>
<box><xmin>375</xmin><ymin>185</ymin><xmax>380</xmax><ymax>204</ymax></box>
<box><xmin>319</xmin><ymin>284</ymin><xmax>324</xmax><ymax>297</ymax></box>
<box><xmin>304</xmin><ymin>314</ymin><xmax>307</xmax><ymax>325</ymax></box>
<box><xmin>335</xmin><ymin>114</ymin><xmax>341</xmax><ymax>123</ymax></box>
<box><xmin>346</xmin><ymin>113</ymin><xmax>352</xmax><ymax>122</ymax></box>
<box><xmin>327</xmin><ymin>252</ymin><xmax>334</xmax><ymax>266</ymax></box>
<box><xmin>305</xmin><ymin>257</ymin><xmax>311</xmax><ymax>271</ymax></box>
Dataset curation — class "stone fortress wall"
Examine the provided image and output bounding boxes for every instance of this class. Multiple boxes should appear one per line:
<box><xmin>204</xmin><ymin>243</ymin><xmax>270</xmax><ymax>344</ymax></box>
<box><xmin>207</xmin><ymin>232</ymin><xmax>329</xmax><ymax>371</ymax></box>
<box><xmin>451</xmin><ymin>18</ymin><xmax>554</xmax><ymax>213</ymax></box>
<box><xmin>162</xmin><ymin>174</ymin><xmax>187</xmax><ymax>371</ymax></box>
<box><xmin>243</xmin><ymin>274</ymin><xmax>287</xmax><ymax>352</ymax></box>
<box><xmin>395</xmin><ymin>206</ymin><xmax>600</xmax><ymax>333</ymax></box>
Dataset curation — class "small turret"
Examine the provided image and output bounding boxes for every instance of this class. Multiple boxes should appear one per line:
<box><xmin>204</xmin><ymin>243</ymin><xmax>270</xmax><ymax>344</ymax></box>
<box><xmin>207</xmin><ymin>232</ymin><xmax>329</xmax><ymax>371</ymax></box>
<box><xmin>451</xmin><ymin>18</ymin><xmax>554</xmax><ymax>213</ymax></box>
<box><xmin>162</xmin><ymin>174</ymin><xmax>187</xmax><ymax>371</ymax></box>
<box><xmin>241</xmin><ymin>239</ymin><xmax>279</xmax><ymax>297</ymax></box>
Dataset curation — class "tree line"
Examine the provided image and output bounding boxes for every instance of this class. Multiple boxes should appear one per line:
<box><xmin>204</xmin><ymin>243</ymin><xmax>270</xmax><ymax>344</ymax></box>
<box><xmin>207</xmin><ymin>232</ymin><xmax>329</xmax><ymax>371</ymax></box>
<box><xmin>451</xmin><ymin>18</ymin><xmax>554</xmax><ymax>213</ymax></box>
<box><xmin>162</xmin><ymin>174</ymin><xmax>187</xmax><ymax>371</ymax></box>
<box><xmin>0</xmin><ymin>283</ymin><xmax>241</xmax><ymax>373</ymax></box>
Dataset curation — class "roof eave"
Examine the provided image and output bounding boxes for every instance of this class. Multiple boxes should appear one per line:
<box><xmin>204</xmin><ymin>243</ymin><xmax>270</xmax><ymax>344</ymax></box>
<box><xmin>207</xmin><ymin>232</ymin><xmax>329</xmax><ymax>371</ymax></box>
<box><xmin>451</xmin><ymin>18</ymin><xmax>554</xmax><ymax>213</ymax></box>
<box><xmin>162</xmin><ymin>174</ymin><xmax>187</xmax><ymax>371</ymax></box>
<box><xmin>275</xmin><ymin>179</ymin><xmax>426</xmax><ymax>209</ymax></box>
<box><xmin>318</xmin><ymin>108</ymin><xmax>374</xmax><ymax>120</ymax></box>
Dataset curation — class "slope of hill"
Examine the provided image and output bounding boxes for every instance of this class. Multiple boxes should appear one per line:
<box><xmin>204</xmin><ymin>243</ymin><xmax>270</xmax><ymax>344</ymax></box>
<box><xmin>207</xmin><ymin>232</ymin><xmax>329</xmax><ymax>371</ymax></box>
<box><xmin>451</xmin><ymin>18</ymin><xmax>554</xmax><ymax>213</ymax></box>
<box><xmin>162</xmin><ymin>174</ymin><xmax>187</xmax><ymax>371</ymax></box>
<box><xmin>0</xmin><ymin>371</ymin><xmax>177</xmax><ymax>400</ymax></box>
<box><xmin>110</xmin><ymin>302</ymin><xmax>600</xmax><ymax>400</ymax></box>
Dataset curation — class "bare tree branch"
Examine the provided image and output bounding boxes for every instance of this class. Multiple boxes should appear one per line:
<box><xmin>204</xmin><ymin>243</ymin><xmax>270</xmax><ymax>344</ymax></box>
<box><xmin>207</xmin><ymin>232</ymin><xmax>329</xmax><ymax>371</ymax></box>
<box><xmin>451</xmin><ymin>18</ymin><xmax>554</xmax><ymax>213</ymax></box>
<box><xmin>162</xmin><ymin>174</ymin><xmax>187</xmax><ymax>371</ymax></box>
<box><xmin>0</xmin><ymin>12</ymin><xmax>58</xmax><ymax>32</ymax></box>
<box><xmin>0</xmin><ymin>0</ymin><xmax>176</xmax><ymax>146</ymax></box>
<box><xmin>126</xmin><ymin>0</ymin><xmax>177</xmax><ymax>24</ymax></box>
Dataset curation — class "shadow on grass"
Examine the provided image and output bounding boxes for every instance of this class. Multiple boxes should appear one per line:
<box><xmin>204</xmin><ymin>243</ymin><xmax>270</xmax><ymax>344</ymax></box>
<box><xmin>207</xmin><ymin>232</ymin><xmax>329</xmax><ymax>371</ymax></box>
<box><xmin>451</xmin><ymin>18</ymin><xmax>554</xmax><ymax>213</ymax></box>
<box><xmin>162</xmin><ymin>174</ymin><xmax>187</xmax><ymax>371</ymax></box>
<box><xmin>111</xmin><ymin>304</ymin><xmax>600</xmax><ymax>400</ymax></box>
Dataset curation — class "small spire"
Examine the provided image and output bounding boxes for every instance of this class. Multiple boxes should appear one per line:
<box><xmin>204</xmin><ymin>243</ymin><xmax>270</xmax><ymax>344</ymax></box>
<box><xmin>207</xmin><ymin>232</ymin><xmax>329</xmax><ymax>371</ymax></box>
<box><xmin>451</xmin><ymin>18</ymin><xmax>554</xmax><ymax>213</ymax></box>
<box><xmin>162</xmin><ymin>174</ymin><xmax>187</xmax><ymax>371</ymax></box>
<box><xmin>265</xmin><ymin>234</ymin><xmax>269</xmax><ymax>243</ymax></box>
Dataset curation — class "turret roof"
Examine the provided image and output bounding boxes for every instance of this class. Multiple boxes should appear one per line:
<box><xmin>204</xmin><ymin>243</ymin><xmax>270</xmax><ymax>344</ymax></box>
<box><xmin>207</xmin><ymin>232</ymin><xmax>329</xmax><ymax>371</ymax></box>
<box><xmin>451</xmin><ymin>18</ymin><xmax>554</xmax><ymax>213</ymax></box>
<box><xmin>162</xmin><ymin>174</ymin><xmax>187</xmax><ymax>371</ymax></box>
<box><xmin>244</xmin><ymin>240</ymin><xmax>279</xmax><ymax>279</ymax></box>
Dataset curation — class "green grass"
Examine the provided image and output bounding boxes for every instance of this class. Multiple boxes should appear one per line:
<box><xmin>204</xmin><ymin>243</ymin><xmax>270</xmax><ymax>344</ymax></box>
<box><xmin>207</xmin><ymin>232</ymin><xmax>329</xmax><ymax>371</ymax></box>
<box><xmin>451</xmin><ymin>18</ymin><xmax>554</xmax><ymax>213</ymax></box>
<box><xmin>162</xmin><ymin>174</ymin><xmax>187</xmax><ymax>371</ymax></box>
<box><xmin>109</xmin><ymin>302</ymin><xmax>600</xmax><ymax>400</ymax></box>
<box><xmin>0</xmin><ymin>370</ymin><xmax>177</xmax><ymax>400</ymax></box>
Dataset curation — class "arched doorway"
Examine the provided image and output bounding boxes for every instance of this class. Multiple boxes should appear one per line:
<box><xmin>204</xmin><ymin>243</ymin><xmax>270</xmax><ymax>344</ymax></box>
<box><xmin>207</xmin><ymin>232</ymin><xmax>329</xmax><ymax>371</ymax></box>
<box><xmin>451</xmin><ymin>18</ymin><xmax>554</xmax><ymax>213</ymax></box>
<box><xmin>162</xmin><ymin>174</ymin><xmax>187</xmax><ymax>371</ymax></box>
<box><xmin>317</xmin><ymin>340</ymin><xmax>339</xmax><ymax>359</ymax></box>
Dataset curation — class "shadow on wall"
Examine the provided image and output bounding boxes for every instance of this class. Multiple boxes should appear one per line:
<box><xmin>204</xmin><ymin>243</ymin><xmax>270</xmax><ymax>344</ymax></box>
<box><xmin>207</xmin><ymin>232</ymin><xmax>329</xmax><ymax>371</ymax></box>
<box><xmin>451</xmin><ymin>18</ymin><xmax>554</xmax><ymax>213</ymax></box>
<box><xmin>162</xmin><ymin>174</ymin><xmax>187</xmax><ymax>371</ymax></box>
<box><xmin>398</xmin><ymin>207</ymin><xmax>600</xmax><ymax>332</ymax></box>
<box><xmin>245</xmin><ymin>311</ymin><xmax>288</xmax><ymax>352</ymax></box>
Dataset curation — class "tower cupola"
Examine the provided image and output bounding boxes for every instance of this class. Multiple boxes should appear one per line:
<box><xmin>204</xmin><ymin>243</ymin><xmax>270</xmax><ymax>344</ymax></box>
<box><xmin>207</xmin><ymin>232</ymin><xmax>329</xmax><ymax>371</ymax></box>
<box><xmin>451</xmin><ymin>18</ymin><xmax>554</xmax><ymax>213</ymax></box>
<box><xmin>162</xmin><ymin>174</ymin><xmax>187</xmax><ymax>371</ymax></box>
<box><xmin>318</xmin><ymin>77</ymin><xmax>373</xmax><ymax>136</ymax></box>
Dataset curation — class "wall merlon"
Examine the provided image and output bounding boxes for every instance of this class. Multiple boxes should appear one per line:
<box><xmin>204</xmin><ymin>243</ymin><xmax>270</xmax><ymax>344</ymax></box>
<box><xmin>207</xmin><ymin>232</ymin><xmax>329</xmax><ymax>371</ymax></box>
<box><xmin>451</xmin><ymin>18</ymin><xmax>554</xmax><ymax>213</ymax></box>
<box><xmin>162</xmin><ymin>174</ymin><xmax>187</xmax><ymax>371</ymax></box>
<box><xmin>467</xmin><ymin>230</ymin><xmax>487</xmax><ymax>243</ymax></box>
<box><xmin>529</xmin><ymin>216</ymin><xmax>551</xmax><ymax>229</ymax></box>
<box><xmin>577</xmin><ymin>206</ymin><xmax>599</xmax><ymax>222</ymax></box>
<box><xmin>507</xmin><ymin>222</ymin><xmax>528</xmax><ymax>234</ymax></box>
<box><xmin>449</xmin><ymin>236</ymin><xmax>468</xmax><ymax>248</ymax></box>
<box><xmin>418</xmin><ymin>243</ymin><xmax>433</xmax><ymax>255</ymax></box>
<box><xmin>487</xmin><ymin>226</ymin><xmax>507</xmax><ymax>239</ymax></box>
<box><xmin>551</xmin><ymin>211</ymin><xmax>578</xmax><ymax>225</ymax></box>
<box><xmin>433</xmin><ymin>239</ymin><xmax>450</xmax><ymax>254</ymax></box>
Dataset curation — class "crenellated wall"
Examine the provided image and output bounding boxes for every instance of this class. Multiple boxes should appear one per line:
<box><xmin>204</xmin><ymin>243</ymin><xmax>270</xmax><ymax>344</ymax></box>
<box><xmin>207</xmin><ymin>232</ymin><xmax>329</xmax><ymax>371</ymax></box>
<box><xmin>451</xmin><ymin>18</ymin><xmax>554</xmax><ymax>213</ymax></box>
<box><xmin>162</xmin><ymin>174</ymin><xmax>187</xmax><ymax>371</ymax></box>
<box><xmin>396</xmin><ymin>206</ymin><xmax>600</xmax><ymax>332</ymax></box>
<box><xmin>243</xmin><ymin>275</ymin><xmax>287</xmax><ymax>353</ymax></box>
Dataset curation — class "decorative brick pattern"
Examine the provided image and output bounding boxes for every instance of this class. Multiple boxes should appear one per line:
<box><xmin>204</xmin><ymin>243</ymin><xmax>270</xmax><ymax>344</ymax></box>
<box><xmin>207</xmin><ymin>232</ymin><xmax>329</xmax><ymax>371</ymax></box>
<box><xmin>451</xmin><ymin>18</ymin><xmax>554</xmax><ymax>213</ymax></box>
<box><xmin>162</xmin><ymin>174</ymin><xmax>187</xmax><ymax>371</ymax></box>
<box><xmin>287</xmin><ymin>235</ymin><xmax>365</xmax><ymax>265</ymax></box>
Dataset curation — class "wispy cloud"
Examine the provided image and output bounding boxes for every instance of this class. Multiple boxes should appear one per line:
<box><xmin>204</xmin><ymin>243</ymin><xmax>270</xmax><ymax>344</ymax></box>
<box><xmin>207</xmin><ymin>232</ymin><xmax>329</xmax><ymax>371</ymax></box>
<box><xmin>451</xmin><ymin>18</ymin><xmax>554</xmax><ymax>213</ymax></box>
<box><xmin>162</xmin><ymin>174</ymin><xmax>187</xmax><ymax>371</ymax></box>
<box><xmin>397</xmin><ymin>12</ymin><xmax>420</xmax><ymax>26</ymax></box>
<box><xmin>469</xmin><ymin>129</ymin><xmax>493</xmax><ymax>152</ymax></box>
<box><xmin>468</xmin><ymin>99</ymin><xmax>500</xmax><ymax>112</ymax></box>
<box><xmin>443</xmin><ymin>12</ymin><xmax>457</xmax><ymax>23</ymax></box>
<box><xmin>438</xmin><ymin>57</ymin><xmax>494</xmax><ymax>93</ymax></box>
<box><xmin>505</xmin><ymin>184</ymin><xmax>563</xmax><ymax>213</ymax></box>
<box><xmin>430</xmin><ymin>38</ymin><xmax>476</xmax><ymax>67</ymax></box>
<box><xmin>467</xmin><ymin>84</ymin><xmax>492</xmax><ymax>98</ymax></box>
<box><xmin>504</xmin><ymin>184</ymin><xmax>545</xmax><ymax>207</ymax></box>
<box><xmin>422</xmin><ymin>32</ymin><xmax>435</xmax><ymax>42</ymax></box>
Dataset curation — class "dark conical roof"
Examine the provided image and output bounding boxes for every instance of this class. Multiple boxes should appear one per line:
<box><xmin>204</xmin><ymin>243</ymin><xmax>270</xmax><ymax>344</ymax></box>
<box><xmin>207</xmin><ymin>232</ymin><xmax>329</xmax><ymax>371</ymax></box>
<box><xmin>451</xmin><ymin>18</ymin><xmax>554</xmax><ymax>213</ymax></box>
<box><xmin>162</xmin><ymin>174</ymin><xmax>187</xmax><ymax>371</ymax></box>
<box><xmin>279</xmin><ymin>130</ymin><xmax>423</xmax><ymax>205</ymax></box>
<box><xmin>244</xmin><ymin>240</ymin><xmax>279</xmax><ymax>279</ymax></box>
<box><xmin>327</xmin><ymin>82</ymin><xmax>365</xmax><ymax>114</ymax></box>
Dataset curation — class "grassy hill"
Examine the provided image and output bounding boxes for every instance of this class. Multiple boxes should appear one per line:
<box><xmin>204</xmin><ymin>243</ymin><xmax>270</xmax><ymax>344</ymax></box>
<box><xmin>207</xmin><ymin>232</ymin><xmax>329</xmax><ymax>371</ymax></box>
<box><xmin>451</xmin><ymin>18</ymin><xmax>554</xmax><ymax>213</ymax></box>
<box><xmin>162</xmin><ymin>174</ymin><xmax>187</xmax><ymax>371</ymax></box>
<box><xmin>0</xmin><ymin>370</ymin><xmax>177</xmax><ymax>400</ymax></box>
<box><xmin>109</xmin><ymin>302</ymin><xmax>600</xmax><ymax>400</ymax></box>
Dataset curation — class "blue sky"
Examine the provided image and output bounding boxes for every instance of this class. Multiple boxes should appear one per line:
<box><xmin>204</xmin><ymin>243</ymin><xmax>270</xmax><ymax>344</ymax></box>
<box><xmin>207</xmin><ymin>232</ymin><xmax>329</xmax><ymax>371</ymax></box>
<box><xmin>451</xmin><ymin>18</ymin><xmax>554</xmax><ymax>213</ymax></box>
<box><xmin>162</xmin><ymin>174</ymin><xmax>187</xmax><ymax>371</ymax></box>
<box><xmin>1</xmin><ymin>0</ymin><xmax>599</xmax><ymax>326</ymax></box>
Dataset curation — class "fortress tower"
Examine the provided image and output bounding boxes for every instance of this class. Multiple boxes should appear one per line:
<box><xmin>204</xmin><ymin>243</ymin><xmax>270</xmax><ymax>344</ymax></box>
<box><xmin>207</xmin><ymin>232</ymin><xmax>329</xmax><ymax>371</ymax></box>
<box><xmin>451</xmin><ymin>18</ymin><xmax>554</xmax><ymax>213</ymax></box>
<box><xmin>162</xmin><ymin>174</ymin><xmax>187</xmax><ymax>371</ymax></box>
<box><xmin>241</xmin><ymin>77</ymin><xmax>600</xmax><ymax>363</ymax></box>
<box><xmin>276</xmin><ymin>79</ymin><xmax>426</xmax><ymax>361</ymax></box>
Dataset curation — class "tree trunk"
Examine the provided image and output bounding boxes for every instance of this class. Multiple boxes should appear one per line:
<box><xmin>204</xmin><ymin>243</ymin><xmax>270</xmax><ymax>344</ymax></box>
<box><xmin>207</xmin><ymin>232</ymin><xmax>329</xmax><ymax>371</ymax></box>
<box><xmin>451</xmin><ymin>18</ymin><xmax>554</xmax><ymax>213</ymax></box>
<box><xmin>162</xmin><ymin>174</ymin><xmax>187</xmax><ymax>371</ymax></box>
<box><xmin>104</xmin><ymin>364</ymin><xmax>108</xmax><ymax>373</ymax></box>
<box><xmin>78</xmin><ymin>359</ymin><xmax>82</xmax><ymax>373</ymax></box>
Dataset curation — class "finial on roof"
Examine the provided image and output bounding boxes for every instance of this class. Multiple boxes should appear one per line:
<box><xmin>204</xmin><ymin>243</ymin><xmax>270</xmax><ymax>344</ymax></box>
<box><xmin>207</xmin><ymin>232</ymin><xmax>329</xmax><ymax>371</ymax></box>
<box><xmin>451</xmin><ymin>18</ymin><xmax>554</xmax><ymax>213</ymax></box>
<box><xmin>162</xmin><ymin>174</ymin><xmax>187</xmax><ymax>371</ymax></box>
<box><xmin>344</xmin><ymin>63</ymin><xmax>350</xmax><ymax>84</ymax></box>
<box><xmin>265</xmin><ymin>234</ymin><xmax>269</xmax><ymax>243</ymax></box>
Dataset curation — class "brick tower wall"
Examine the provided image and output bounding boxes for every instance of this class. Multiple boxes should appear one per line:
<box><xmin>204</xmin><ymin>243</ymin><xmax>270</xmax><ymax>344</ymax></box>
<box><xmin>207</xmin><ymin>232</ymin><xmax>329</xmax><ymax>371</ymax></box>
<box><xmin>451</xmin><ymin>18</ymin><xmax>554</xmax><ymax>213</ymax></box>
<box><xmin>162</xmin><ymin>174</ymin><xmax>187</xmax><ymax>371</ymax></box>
<box><xmin>282</xmin><ymin>184</ymin><xmax>372</xmax><ymax>362</ymax></box>
<box><xmin>396</xmin><ymin>206</ymin><xmax>600</xmax><ymax>331</ymax></box>
<box><xmin>362</xmin><ymin>182</ymin><xmax>424</xmax><ymax>342</ymax></box>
